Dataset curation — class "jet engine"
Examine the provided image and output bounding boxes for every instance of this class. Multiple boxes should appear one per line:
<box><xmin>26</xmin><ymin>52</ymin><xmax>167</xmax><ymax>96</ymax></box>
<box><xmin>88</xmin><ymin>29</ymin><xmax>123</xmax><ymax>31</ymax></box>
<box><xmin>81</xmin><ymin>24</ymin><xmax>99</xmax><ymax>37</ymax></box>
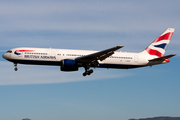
<box><xmin>61</xmin><ymin>59</ymin><xmax>78</xmax><ymax>71</ymax></box>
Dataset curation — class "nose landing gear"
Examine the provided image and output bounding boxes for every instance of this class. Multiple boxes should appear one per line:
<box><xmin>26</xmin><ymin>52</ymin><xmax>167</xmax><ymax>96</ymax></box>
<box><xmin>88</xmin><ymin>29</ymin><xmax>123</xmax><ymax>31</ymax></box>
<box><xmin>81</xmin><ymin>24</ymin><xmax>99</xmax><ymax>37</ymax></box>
<box><xmin>14</xmin><ymin>63</ymin><xmax>18</xmax><ymax>71</ymax></box>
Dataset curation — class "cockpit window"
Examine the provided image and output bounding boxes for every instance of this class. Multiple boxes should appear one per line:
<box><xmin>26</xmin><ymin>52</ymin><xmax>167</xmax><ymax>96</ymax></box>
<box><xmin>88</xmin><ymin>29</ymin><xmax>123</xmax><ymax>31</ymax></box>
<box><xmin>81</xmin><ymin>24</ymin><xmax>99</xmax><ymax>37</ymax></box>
<box><xmin>6</xmin><ymin>50</ymin><xmax>12</xmax><ymax>53</ymax></box>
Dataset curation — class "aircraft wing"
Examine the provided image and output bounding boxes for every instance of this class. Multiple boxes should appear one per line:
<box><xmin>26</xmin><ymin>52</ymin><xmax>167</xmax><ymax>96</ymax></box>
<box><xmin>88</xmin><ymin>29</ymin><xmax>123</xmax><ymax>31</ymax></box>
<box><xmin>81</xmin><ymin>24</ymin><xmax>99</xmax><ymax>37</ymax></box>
<box><xmin>149</xmin><ymin>54</ymin><xmax>176</xmax><ymax>61</ymax></box>
<box><xmin>76</xmin><ymin>46</ymin><xmax>123</xmax><ymax>63</ymax></box>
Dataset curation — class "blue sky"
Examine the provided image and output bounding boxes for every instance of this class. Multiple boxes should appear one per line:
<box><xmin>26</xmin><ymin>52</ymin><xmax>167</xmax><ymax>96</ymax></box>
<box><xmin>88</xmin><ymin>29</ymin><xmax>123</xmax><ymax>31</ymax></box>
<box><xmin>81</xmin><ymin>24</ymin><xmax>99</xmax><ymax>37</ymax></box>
<box><xmin>0</xmin><ymin>0</ymin><xmax>180</xmax><ymax>120</ymax></box>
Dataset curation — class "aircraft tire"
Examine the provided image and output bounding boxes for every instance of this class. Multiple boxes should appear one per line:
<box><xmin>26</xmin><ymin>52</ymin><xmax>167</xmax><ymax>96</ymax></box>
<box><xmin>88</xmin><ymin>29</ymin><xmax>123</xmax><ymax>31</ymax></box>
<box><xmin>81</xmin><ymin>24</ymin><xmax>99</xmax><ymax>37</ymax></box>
<box><xmin>87</xmin><ymin>71</ymin><xmax>91</xmax><ymax>75</ymax></box>
<box><xmin>89</xmin><ymin>69</ymin><xmax>93</xmax><ymax>74</ymax></box>
<box><xmin>83</xmin><ymin>73</ymin><xmax>86</xmax><ymax>76</ymax></box>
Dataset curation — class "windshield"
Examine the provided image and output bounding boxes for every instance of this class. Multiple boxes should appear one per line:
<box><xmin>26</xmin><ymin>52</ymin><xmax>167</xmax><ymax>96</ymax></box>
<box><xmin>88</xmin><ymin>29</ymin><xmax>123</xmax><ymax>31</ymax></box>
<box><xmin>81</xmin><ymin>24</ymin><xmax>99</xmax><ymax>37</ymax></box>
<box><xmin>6</xmin><ymin>50</ymin><xmax>12</xmax><ymax>53</ymax></box>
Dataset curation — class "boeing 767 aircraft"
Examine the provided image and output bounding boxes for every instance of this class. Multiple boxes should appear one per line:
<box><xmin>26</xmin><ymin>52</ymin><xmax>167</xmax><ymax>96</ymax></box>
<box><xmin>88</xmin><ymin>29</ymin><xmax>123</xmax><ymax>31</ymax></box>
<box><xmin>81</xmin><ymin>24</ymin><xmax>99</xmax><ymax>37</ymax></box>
<box><xmin>2</xmin><ymin>28</ymin><xmax>176</xmax><ymax>76</ymax></box>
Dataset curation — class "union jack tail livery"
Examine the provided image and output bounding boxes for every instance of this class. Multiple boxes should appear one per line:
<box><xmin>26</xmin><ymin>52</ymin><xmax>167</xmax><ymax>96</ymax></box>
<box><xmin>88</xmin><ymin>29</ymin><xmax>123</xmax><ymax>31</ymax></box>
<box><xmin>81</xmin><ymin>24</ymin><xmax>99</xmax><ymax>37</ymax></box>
<box><xmin>144</xmin><ymin>28</ymin><xmax>174</xmax><ymax>57</ymax></box>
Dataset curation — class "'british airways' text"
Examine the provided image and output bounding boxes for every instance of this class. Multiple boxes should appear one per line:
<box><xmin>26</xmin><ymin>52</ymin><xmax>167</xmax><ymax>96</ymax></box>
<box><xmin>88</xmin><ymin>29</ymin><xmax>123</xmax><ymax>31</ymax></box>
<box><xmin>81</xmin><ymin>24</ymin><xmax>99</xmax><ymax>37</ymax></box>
<box><xmin>24</xmin><ymin>55</ymin><xmax>56</xmax><ymax>59</ymax></box>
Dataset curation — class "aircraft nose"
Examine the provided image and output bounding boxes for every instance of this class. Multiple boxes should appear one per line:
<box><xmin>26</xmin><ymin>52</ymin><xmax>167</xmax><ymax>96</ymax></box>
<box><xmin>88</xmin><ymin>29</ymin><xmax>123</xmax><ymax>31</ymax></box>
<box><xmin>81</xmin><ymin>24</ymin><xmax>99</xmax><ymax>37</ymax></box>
<box><xmin>2</xmin><ymin>53</ymin><xmax>8</xmax><ymax>60</ymax></box>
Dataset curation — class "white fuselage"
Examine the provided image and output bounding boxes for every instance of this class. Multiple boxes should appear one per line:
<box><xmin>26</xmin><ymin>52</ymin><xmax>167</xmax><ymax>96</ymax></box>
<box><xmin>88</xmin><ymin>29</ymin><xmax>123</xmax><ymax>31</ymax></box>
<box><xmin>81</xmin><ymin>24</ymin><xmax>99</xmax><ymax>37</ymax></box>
<box><xmin>3</xmin><ymin>47</ymin><xmax>156</xmax><ymax>69</ymax></box>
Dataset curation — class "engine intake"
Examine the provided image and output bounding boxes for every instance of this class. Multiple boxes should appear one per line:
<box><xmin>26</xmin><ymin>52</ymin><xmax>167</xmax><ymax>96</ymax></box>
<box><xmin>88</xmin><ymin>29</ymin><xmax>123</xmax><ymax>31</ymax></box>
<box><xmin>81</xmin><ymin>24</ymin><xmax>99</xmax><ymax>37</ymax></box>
<box><xmin>61</xmin><ymin>59</ymin><xmax>78</xmax><ymax>71</ymax></box>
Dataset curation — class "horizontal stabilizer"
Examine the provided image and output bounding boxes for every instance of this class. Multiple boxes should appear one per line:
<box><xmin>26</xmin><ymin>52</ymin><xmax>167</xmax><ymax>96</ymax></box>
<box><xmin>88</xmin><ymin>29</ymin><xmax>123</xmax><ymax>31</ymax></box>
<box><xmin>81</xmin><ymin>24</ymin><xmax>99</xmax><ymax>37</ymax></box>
<box><xmin>149</xmin><ymin>54</ymin><xmax>176</xmax><ymax>61</ymax></box>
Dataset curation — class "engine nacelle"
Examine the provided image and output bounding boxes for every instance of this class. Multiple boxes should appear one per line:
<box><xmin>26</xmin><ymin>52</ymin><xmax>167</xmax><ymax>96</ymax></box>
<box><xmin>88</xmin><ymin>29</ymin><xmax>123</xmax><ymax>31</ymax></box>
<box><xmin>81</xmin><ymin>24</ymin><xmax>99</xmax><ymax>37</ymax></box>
<box><xmin>61</xmin><ymin>59</ymin><xmax>78</xmax><ymax>71</ymax></box>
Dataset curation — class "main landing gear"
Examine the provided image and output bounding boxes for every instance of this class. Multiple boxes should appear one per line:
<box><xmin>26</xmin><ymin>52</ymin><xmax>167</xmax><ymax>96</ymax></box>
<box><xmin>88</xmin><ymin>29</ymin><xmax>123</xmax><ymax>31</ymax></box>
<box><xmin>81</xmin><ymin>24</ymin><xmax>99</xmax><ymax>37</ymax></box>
<box><xmin>14</xmin><ymin>63</ymin><xmax>18</xmax><ymax>71</ymax></box>
<box><xmin>83</xmin><ymin>69</ymin><xmax>93</xmax><ymax>76</ymax></box>
<box><xmin>83</xmin><ymin>64</ymin><xmax>93</xmax><ymax>76</ymax></box>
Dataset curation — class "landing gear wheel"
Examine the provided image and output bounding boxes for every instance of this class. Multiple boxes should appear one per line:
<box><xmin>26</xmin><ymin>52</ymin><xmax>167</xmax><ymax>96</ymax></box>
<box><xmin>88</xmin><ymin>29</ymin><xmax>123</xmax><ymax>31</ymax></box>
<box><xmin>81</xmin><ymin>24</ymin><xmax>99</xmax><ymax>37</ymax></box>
<box><xmin>87</xmin><ymin>71</ymin><xmax>91</xmax><ymax>75</ymax></box>
<box><xmin>83</xmin><ymin>69</ymin><xmax>93</xmax><ymax>76</ymax></box>
<box><xmin>14</xmin><ymin>63</ymin><xmax>18</xmax><ymax>71</ymax></box>
<box><xmin>82</xmin><ymin>63</ymin><xmax>94</xmax><ymax>76</ymax></box>
<box><xmin>89</xmin><ymin>69</ymin><xmax>93</xmax><ymax>74</ymax></box>
<box><xmin>83</xmin><ymin>72</ymin><xmax>86</xmax><ymax>76</ymax></box>
<box><xmin>14</xmin><ymin>68</ymin><xmax>18</xmax><ymax>71</ymax></box>
<box><xmin>87</xmin><ymin>69</ymin><xmax>93</xmax><ymax>75</ymax></box>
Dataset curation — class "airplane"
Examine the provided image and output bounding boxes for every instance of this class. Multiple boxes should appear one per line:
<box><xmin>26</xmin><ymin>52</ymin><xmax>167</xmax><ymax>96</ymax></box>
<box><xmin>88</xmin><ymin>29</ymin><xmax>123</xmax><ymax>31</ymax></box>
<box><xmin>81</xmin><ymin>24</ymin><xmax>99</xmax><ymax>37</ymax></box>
<box><xmin>2</xmin><ymin>28</ymin><xmax>176</xmax><ymax>76</ymax></box>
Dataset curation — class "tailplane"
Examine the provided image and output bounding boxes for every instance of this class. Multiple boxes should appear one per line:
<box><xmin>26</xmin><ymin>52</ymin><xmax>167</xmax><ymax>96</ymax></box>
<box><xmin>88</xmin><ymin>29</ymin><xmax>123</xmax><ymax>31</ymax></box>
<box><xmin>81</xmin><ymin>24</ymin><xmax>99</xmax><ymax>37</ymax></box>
<box><xmin>148</xmin><ymin>54</ymin><xmax>176</xmax><ymax>64</ymax></box>
<box><xmin>142</xmin><ymin>28</ymin><xmax>175</xmax><ymax>57</ymax></box>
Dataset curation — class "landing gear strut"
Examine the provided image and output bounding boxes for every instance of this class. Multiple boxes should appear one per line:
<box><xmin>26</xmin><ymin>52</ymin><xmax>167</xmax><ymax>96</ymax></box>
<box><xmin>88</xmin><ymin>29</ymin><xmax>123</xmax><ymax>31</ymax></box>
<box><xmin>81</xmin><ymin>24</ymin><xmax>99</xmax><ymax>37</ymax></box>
<box><xmin>14</xmin><ymin>63</ymin><xmax>18</xmax><ymax>71</ymax></box>
<box><xmin>83</xmin><ymin>64</ymin><xmax>93</xmax><ymax>76</ymax></box>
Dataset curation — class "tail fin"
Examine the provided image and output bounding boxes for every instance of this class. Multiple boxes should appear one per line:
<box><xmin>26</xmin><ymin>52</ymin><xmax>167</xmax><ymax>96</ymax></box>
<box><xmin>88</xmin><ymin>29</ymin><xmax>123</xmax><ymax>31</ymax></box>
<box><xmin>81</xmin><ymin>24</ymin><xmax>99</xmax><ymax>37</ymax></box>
<box><xmin>143</xmin><ymin>28</ymin><xmax>175</xmax><ymax>57</ymax></box>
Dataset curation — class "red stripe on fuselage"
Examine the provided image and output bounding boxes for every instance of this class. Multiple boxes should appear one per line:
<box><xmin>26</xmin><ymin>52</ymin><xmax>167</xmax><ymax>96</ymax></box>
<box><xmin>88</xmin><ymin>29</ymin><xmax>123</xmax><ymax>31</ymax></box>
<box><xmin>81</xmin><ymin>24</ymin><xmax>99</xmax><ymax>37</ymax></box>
<box><xmin>15</xmin><ymin>50</ymin><xmax>35</xmax><ymax>52</ymax></box>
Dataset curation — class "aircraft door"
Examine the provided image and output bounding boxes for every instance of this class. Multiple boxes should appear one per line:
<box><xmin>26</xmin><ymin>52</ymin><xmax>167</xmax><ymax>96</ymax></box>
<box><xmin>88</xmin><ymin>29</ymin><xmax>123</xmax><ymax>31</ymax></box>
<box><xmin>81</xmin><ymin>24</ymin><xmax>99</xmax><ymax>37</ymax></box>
<box><xmin>134</xmin><ymin>55</ymin><xmax>139</xmax><ymax>62</ymax></box>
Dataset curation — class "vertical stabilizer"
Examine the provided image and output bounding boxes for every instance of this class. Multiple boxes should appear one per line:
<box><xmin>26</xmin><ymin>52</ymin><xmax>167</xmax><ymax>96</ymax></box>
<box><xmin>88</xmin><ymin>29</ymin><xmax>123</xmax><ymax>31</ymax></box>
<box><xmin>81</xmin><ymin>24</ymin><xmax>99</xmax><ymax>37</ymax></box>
<box><xmin>142</xmin><ymin>28</ymin><xmax>175</xmax><ymax>57</ymax></box>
